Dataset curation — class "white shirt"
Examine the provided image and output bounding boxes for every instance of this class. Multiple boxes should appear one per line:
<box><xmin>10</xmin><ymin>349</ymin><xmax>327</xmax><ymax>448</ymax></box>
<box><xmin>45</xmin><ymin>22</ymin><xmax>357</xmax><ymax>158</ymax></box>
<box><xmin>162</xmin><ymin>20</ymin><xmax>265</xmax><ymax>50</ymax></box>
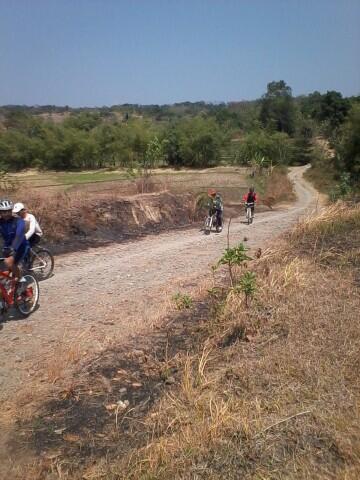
<box><xmin>24</xmin><ymin>212</ymin><xmax>43</xmax><ymax>240</ymax></box>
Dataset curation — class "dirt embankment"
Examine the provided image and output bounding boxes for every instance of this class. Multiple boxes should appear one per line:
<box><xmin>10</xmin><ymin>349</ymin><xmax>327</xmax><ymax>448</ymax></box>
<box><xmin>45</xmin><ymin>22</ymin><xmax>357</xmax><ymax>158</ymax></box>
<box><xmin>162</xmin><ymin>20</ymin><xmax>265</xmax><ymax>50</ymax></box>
<box><xmin>21</xmin><ymin>167</ymin><xmax>292</xmax><ymax>253</ymax></box>
<box><xmin>46</xmin><ymin>192</ymin><xmax>203</xmax><ymax>252</ymax></box>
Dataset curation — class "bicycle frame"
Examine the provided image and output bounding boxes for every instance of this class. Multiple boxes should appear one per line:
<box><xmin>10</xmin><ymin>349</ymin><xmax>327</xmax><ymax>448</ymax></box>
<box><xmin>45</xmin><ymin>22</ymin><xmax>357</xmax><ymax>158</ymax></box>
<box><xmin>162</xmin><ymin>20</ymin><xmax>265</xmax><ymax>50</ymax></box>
<box><xmin>0</xmin><ymin>270</ymin><xmax>17</xmax><ymax>307</ymax></box>
<box><xmin>26</xmin><ymin>248</ymin><xmax>47</xmax><ymax>272</ymax></box>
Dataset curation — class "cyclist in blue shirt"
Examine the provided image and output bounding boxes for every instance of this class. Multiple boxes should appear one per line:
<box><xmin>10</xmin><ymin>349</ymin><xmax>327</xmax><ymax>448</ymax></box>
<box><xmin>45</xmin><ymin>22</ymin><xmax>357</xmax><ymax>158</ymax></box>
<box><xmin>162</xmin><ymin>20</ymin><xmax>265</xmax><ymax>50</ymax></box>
<box><xmin>0</xmin><ymin>199</ymin><xmax>28</xmax><ymax>279</ymax></box>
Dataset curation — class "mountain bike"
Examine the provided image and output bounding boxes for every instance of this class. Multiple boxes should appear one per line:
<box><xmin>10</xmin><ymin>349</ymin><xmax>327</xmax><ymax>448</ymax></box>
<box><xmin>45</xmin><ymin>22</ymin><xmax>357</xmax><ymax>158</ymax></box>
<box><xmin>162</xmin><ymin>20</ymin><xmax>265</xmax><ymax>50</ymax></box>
<box><xmin>24</xmin><ymin>246</ymin><xmax>54</xmax><ymax>281</ymax></box>
<box><xmin>0</xmin><ymin>260</ymin><xmax>39</xmax><ymax>318</ymax></box>
<box><xmin>245</xmin><ymin>202</ymin><xmax>255</xmax><ymax>225</ymax></box>
<box><xmin>204</xmin><ymin>211</ymin><xmax>222</xmax><ymax>234</ymax></box>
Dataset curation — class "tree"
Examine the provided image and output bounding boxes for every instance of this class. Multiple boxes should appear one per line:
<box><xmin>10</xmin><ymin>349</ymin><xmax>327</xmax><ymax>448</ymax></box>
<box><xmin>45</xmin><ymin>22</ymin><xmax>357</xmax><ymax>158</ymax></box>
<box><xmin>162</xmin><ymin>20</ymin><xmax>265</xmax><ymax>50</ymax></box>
<box><xmin>318</xmin><ymin>91</ymin><xmax>350</xmax><ymax>131</ymax></box>
<box><xmin>143</xmin><ymin>136</ymin><xmax>163</xmax><ymax>173</ymax></box>
<box><xmin>336</xmin><ymin>104</ymin><xmax>360</xmax><ymax>182</ymax></box>
<box><xmin>299</xmin><ymin>91</ymin><xmax>323</xmax><ymax>119</ymax></box>
<box><xmin>162</xmin><ymin>126</ymin><xmax>182</xmax><ymax>168</ymax></box>
<box><xmin>293</xmin><ymin>123</ymin><xmax>313</xmax><ymax>165</ymax></box>
<box><xmin>163</xmin><ymin>117</ymin><xmax>224</xmax><ymax>168</ymax></box>
<box><xmin>236</xmin><ymin>130</ymin><xmax>294</xmax><ymax>166</ymax></box>
<box><xmin>260</xmin><ymin>80</ymin><xmax>296</xmax><ymax>135</ymax></box>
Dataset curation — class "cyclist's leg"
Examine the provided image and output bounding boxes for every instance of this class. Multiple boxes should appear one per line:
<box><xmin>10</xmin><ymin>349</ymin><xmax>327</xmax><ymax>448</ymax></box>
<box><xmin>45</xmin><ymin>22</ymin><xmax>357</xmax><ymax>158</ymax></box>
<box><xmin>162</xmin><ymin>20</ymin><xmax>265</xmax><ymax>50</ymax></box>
<box><xmin>14</xmin><ymin>244</ymin><xmax>29</xmax><ymax>279</ymax></box>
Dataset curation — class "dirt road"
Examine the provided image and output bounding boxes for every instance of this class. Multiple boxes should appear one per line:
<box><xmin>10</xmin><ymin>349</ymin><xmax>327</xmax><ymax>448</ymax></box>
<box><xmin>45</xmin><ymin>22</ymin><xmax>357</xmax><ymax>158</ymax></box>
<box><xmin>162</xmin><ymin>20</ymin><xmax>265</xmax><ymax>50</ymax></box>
<box><xmin>0</xmin><ymin>166</ymin><xmax>319</xmax><ymax>402</ymax></box>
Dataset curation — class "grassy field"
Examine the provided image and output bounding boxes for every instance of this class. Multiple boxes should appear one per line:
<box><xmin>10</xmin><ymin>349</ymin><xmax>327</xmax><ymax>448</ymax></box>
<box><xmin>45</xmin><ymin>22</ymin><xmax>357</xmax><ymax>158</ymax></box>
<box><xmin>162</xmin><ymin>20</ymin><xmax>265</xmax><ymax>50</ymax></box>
<box><xmin>9</xmin><ymin>166</ymin><xmax>251</xmax><ymax>200</ymax></box>
<box><xmin>9</xmin><ymin>165</ymin><xmax>292</xmax><ymax>202</ymax></box>
<box><xmin>9</xmin><ymin>170</ymin><xmax>129</xmax><ymax>189</ymax></box>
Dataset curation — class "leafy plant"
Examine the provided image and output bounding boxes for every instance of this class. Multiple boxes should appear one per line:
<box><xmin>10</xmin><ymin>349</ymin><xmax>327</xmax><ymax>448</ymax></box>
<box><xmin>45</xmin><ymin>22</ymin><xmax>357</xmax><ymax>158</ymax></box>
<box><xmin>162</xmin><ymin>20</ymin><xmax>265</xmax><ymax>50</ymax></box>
<box><xmin>251</xmin><ymin>152</ymin><xmax>269</xmax><ymax>175</ymax></box>
<box><xmin>330</xmin><ymin>172</ymin><xmax>352</xmax><ymax>202</ymax></box>
<box><xmin>237</xmin><ymin>271</ymin><xmax>257</xmax><ymax>307</ymax></box>
<box><xmin>214</xmin><ymin>243</ymin><xmax>252</xmax><ymax>286</ymax></box>
<box><xmin>173</xmin><ymin>292</ymin><xmax>193</xmax><ymax>310</ymax></box>
<box><xmin>140</xmin><ymin>136</ymin><xmax>164</xmax><ymax>192</ymax></box>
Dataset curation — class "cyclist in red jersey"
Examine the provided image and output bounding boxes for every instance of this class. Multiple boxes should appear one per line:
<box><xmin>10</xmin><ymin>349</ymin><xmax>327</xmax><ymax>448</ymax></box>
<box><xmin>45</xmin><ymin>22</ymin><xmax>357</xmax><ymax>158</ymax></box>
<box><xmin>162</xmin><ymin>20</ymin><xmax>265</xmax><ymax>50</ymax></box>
<box><xmin>242</xmin><ymin>187</ymin><xmax>257</xmax><ymax>217</ymax></box>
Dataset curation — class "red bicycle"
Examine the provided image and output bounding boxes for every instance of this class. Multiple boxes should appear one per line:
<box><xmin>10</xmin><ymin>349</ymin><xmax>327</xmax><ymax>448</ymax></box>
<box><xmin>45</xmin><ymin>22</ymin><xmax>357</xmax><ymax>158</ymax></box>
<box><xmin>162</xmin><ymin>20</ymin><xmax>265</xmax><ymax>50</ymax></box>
<box><xmin>0</xmin><ymin>260</ymin><xmax>39</xmax><ymax>318</ymax></box>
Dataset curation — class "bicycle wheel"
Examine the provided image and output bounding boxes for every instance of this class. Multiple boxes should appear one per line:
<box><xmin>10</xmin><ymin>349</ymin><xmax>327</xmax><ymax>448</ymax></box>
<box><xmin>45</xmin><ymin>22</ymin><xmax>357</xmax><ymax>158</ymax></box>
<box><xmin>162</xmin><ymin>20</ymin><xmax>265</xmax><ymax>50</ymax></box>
<box><xmin>15</xmin><ymin>274</ymin><xmax>39</xmax><ymax>317</ymax></box>
<box><xmin>246</xmin><ymin>208</ymin><xmax>251</xmax><ymax>225</ymax></box>
<box><xmin>204</xmin><ymin>216</ymin><xmax>211</xmax><ymax>235</ymax></box>
<box><xmin>29</xmin><ymin>248</ymin><xmax>54</xmax><ymax>280</ymax></box>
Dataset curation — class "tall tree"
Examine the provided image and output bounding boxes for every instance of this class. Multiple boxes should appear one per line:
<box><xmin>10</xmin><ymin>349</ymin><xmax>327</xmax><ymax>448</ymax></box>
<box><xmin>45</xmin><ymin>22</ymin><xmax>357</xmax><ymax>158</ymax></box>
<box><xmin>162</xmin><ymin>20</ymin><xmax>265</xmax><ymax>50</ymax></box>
<box><xmin>318</xmin><ymin>91</ymin><xmax>350</xmax><ymax>130</ymax></box>
<box><xmin>260</xmin><ymin>80</ymin><xmax>296</xmax><ymax>135</ymax></box>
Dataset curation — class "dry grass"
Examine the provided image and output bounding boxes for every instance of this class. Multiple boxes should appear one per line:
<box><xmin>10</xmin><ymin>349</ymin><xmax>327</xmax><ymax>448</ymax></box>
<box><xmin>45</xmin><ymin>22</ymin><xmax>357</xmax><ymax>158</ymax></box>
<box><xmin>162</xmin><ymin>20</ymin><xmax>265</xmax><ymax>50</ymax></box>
<box><xmin>79</xmin><ymin>204</ymin><xmax>360</xmax><ymax>480</ymax></box>
<box><xmin>7</xmin><ymin>187</ymin><xmax>202</xmax><ymax>246</ymax></box>
<box><xmin>44</xmin><ymin>337</ymin><xmax>85</xmax><ymax>384</ymax></box>
<box><xmin>252</xmin><ymin>168</ymin><xmax>296</xmax><ymax>209</ymax></box>
<box><xmin>4</xmin><ymin>204</ymin><xmax>358</xmax><ymax>480</ymax></box>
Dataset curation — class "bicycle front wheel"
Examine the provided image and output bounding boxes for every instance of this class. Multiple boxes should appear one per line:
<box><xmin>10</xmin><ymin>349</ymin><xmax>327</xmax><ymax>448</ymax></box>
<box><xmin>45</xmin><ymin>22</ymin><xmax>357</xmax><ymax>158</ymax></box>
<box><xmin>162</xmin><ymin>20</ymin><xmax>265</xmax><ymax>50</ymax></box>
<box><xmin>204</xmin><ymin>217</ymin><xmax>211</xmax><ymax>235</ymax></box>
<box><xmin>15</xmin><ymin>274</ymin><xmax>39</xmax><ymax>317</ymax></box>
<box><xmin>29</xmin><ymin>248</ymin><xmax>54</xmax><ymax>280</ymax></box>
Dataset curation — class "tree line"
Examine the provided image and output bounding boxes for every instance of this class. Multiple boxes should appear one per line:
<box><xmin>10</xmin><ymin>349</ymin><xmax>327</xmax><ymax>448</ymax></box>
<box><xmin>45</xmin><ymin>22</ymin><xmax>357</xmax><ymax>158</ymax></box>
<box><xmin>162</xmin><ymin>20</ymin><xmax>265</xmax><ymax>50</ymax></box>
<box><xmin>0</xmin><ymin>81</ymin><xmax>358</xmax><ymax>186</ymax></box>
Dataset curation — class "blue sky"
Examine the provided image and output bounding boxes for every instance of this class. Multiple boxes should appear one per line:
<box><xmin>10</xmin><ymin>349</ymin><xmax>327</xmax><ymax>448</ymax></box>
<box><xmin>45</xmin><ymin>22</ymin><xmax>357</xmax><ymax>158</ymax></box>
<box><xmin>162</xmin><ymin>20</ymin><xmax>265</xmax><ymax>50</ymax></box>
<box><xmin>0</xmin><ymin>0</ymin><xmax>359</xmax><ymax>106</ymax></box>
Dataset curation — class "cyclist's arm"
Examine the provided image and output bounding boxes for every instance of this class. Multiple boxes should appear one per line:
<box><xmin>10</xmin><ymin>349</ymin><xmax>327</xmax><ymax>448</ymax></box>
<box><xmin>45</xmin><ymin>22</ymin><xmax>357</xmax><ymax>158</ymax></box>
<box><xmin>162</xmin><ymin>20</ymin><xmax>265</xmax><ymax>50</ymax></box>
<box><xmin>25</xmin><ymin>214</ymin><xmax>36</xmax><ymax>240</ymax></box>
<box><xmin>11</xmin><ymin>219</ymin><xmax>26</xmax><ymax>252</ymax></box>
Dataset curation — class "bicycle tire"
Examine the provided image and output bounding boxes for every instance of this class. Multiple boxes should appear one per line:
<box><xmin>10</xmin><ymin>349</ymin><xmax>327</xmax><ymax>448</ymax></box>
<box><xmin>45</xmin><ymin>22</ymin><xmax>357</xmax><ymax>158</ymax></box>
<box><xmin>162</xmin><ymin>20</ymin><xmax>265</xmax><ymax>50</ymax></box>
<box><xmin>28</xmin><ymin>248</ymin><xmax>54</xmax><ymax>280</ymax></box>
<box><xmin>15</xmin><ymin>274</ymin><xmax>39</xmax><ymax>317</ymax></box>
<box><xmin>204</xmin><ymin>216</ymin><xmax>211</xmax><ymax>235</ymax></box>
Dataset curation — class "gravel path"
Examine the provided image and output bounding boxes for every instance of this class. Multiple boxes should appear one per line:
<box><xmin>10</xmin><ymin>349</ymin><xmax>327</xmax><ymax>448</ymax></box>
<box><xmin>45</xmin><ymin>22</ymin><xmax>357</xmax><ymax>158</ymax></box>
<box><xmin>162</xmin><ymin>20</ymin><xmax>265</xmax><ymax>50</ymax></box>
<box><xmin>0</xmin><ymin>166</ymin><xmax>319</xmax><ymax>401</ymax></box>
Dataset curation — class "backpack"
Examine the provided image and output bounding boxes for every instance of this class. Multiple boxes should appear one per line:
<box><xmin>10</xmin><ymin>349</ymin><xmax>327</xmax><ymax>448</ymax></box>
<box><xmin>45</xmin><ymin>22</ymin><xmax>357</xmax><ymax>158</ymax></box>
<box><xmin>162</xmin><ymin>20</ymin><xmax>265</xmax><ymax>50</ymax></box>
<box><xmin>247</xmin><ymin>192</ymin><xmax>256</xmax><ymax>203</ymax></box>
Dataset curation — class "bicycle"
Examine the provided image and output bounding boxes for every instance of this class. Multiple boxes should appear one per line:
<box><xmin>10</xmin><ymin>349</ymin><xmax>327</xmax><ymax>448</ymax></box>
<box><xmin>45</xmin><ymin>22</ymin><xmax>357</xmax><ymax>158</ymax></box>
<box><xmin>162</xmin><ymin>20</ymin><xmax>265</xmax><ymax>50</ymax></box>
<box><xmin>245</xmin><ymin>202</ymin><xmax>255</xmax><ymax>225</ymax></box>
<box><xmin>0</xmin><ymin>259</ymin><xmax>39</xmax><ymax>318</ymax></box>
<box><xmin>204</xmin><ymin>211</ymin><xmax>222</xmax><ymax>234</ymax></box>
<box><xmin>24</xmin><ymin>246</ymin><xmax>54</xmax><ymax>281</ymax></box>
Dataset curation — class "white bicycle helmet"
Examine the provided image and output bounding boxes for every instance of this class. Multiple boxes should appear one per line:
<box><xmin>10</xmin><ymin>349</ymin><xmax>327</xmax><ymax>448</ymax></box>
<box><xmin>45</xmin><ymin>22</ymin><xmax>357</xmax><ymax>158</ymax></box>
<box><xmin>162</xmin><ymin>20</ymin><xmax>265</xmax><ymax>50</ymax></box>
<box><xmin>0</xmin><ymin>199</ymin><xmax>13</xmax><ymax>211</ymax></box>
<box><xmin>13</xmin><ymin>202</ymin><xmax>25</xmax><ymax>214</ymax></box>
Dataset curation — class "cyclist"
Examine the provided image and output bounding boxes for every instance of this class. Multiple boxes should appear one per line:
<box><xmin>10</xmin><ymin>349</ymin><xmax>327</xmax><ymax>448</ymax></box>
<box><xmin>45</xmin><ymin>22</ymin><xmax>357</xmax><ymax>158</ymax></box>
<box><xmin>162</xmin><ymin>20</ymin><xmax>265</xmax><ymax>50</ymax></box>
<box><xmin>0</xmin><ymin>199</ymin><xmax>28</xmax><ymax>280</ymax></box>
<box><xmin>208</xmin><ymin>189</ymin><xmax>224</xmax><ymax>231</ymax></box>
<box><xmin>13</xmin><ymin>202</ymin><xmax>43</xmax><ymax>247</ymax></box>
<box><xmin>242</xmin><ymin>187</ymin><xmax>257</xmax><ymax>217</ymax></box>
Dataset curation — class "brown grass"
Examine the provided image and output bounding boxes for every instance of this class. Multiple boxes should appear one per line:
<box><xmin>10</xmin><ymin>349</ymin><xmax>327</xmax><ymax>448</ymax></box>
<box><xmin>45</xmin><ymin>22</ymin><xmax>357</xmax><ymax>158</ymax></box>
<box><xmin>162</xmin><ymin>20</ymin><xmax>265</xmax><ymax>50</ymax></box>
<box><xmin>253</xmin><ymin>168</ymin><xmax>296</xmax><ymax>209</ymax></box>
<box><xmin>44</xmin><ymin>337</ymin><xmax>85</xmax><ymax>384</ymax></box>
<box><xmin>79</xmin><ymin>203</ymin><xmax>360</xmax><ymax>480</ymax></box>
<box><xmin>9</xmin><ymin>188</ymin><xmax>203</xmax><ymax>246</ymax></box>
<box><xmin>6</xmin><ymin>204</ymin><xmax>358</xmax><ymax>480</ymax></box>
